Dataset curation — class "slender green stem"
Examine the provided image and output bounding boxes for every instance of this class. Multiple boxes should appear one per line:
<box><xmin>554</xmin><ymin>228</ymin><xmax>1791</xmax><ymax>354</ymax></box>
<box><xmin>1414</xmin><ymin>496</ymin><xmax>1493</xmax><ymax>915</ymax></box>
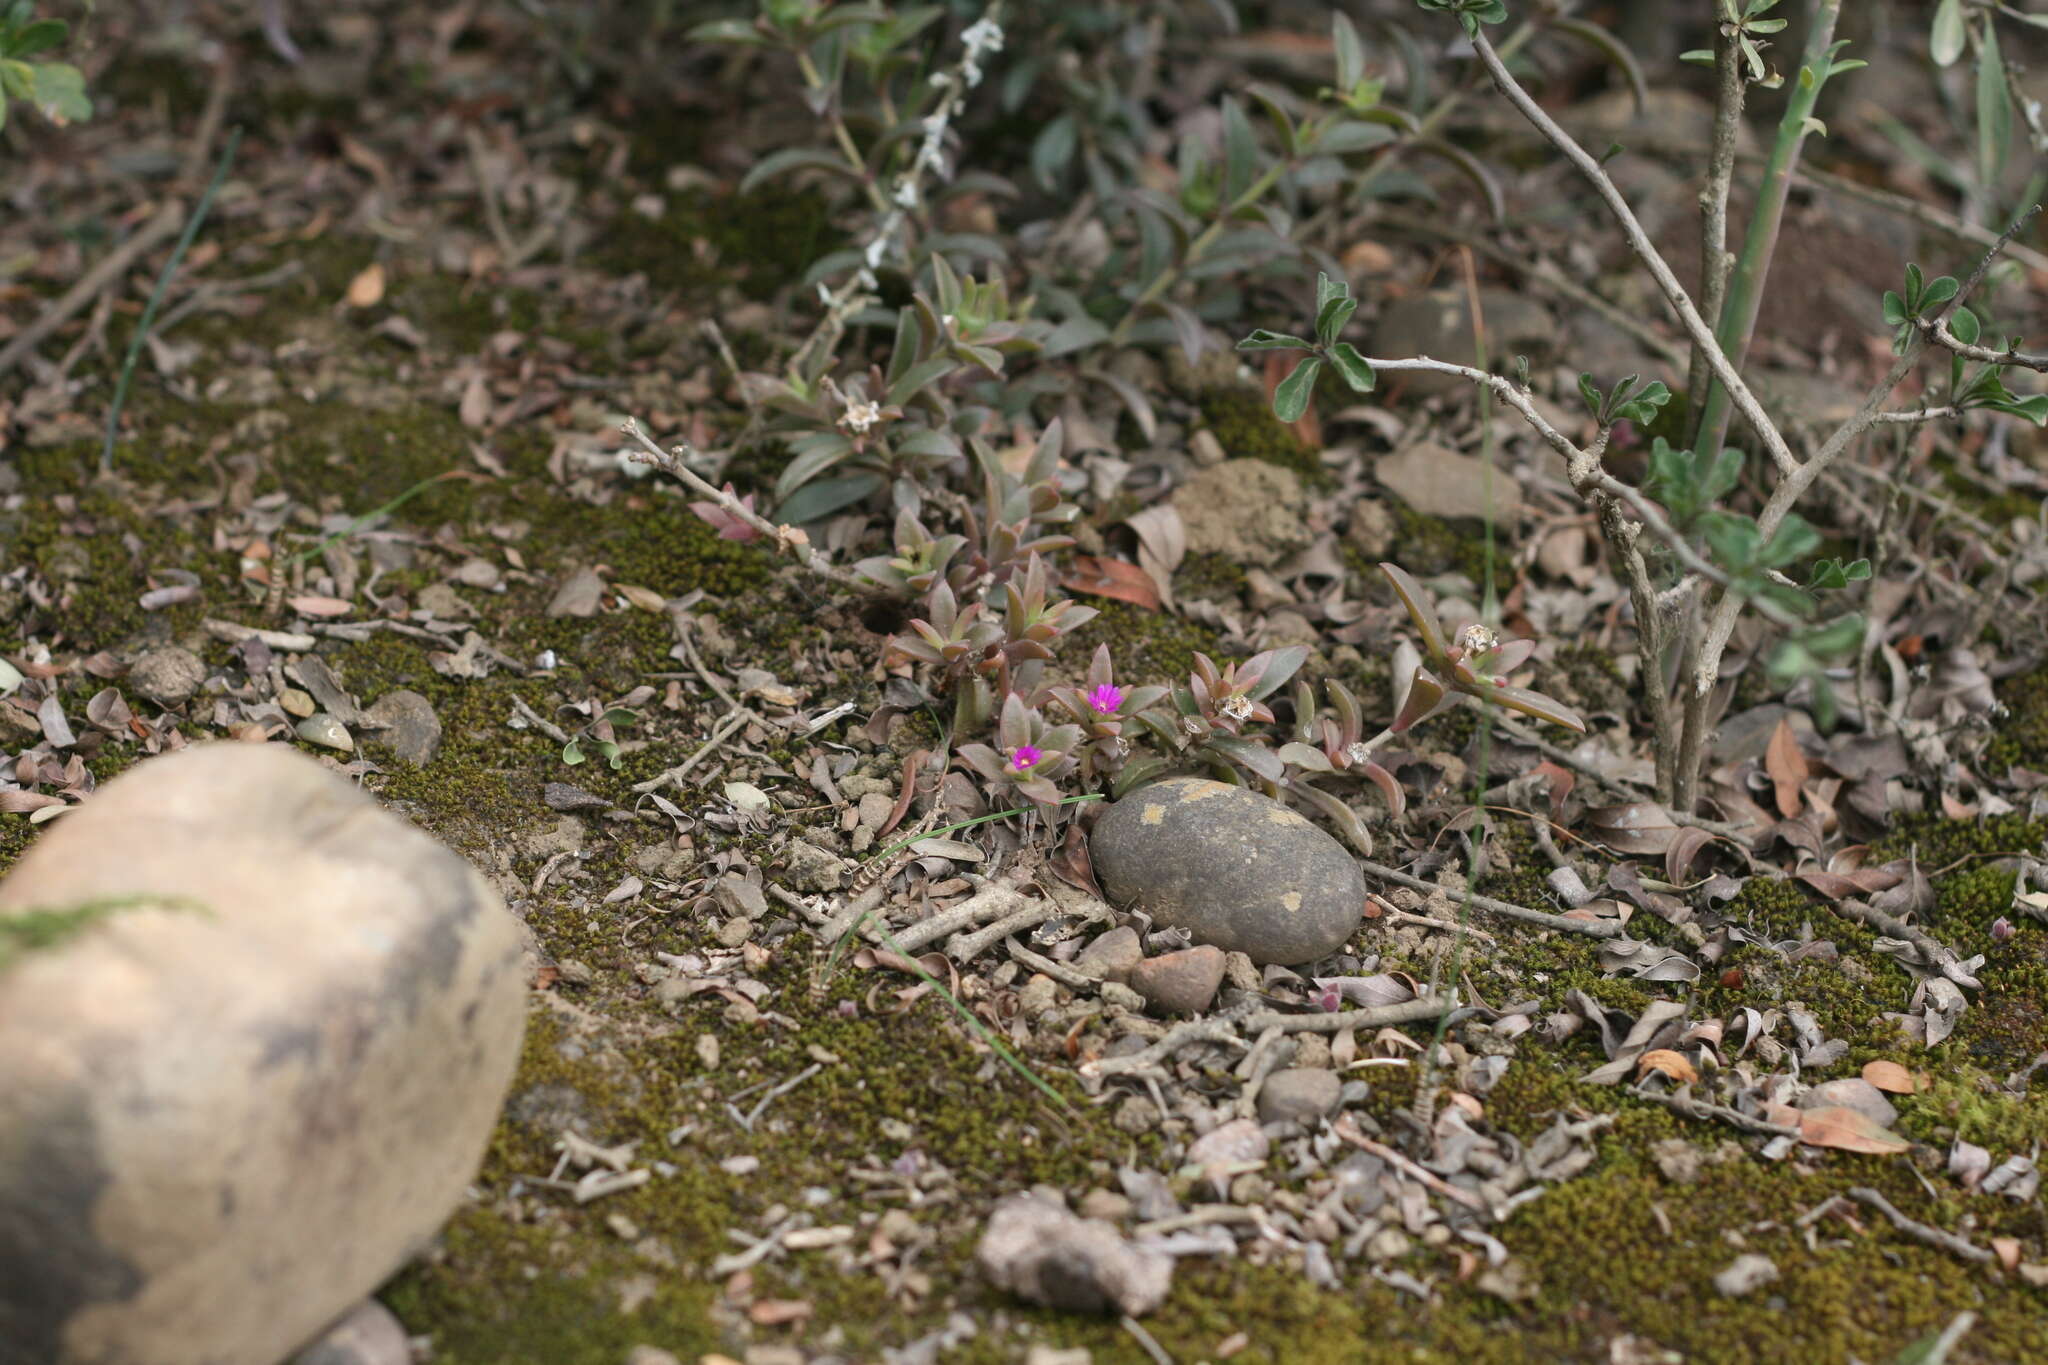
<box><xmin>793</xmin><ymin>48</ymin><xmax>894</xmax><ymax>216</ymax></box>
<box><xmin>1691</xmin><ymin>0</ymin><xmax>1842</xmax><ymax>458</ymax></box>
<box><xmin>283</xmin><ymin>471</ymin><xmax>460</xmax><ymax>571</ymax></box>
<box><xmin>102</xmin><ymin>126</ymin><xmax>243</xmax><ymax>475</ymax></box>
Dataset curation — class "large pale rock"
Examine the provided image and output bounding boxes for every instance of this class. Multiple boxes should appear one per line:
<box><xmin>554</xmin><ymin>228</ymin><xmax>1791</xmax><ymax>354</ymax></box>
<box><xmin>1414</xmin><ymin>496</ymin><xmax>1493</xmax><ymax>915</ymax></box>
<box><xmin>0</xmin><ymin>742</ymin><xmax>527</xmax><ymax>1365</ymax></box>
<box><xmin>976</xmin><ymin>1192</ymin><xmax>1172</xmax><ymax>1316</ymax></box>
<box><xmin>1090</xmin><ymin>776</ymin><xmax>1365</xmax><ymax>966</ymax></box>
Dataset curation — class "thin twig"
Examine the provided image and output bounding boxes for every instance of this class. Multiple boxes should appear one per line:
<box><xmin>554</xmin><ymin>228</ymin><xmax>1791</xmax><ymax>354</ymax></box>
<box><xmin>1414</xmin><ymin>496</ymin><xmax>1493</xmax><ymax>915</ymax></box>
<box><xmin>1690</xmin><ymin>20</ymin><xmax>1745</xmax><ymax>414</ymax></box>
<box><xmin>1468</xmin><ymin>29</ymin><xmax>1800</xmax><ymax>479</ymax></box>
<box><xmin>0</xmin><ymin>201</ymin><xmax>184</xmax><ymax>381</ymax></box>
<box><xmin>1332</xmin><ymin>1118</ymin><xmax>1495</xmax><ymax>1220</ymax></box>
<box><xmin>1354</xmin><ymin>856</ymin><xmax>1622</xmax><ymax>939</ymax></box>
<box><xmin>1120</xmin><ymin>1315</ymin><xmax>1176</xmax><ymax>1365</ymax></box>
<box><xmin>889</xmin><ymin>881</ymin><xmax>1031</xmax><ymax>954</ymax></box>
<box><xmin>1082</xmin><ymin>997</ymin><xmax>1454</xmax><ymax>1078</ymax></box>
<box><xmin>1006</xmin><ymin>936</ymin><xmax>1096</xmax><ymax>992</ymax></box>
<box><xmin>617</xmin><ymin>418</ymin><xmax>874</xmax><ymax>594</ymax></box>
<box><xmin>1793</xmin><ymin>162</ymin><xmax>2048</xmax><ymax>276</ymax></box>
<box><xmin>947</xmin><ymin>896</ymin><xmax>1086</xmax><ymax>964</ymax></box>
<box><xmin>1633</xmin><ymin>1086</ymin><xmax>1800</xmax><ymax>1138</ymax></box>
<box><xmin>1846</xmin><ymin>1187</ymin><xmax>1994</xmax><ymax>1264</ymax></box>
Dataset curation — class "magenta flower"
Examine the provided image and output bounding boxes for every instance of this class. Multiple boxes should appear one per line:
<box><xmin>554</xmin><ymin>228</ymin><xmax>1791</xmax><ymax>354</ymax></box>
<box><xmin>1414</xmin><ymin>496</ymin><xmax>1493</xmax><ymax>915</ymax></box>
<box><xmin>1008</xmin><ymin>743</ymin><xmax>1043</xmax><ymax>772</ymax></box>
<box><xmin>1086</xmin><ymin>682</ymin><xmax>1124</xmax><ymax>715</ymax></box>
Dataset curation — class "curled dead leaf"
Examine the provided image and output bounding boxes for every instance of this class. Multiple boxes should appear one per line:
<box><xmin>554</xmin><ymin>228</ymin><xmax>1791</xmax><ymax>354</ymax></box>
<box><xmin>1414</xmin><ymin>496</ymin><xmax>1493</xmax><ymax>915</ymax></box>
<box><xmin>1635</xmin><ymin>1049</ymin><xmax>1699</xmax><ymax>1084</ymax></box>
<box><xmin>1797</xmin><ymin>1105</ymin><xmax>1910</xmax><ymax>1155</ymax></box>
<box><xmin>1062</xmin><ymin>555</ymin><xmax>1161</xmax><ymax>611</ymax></box>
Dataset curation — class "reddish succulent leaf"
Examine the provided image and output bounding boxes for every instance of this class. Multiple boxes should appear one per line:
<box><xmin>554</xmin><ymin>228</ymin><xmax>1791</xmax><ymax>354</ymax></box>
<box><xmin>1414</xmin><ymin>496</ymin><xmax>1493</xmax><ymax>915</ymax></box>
<box><xmin>1380</xmin><ymin>563</ymin><xmax>1449</xmax><ymax>661</ymax></box>
<box><xmin>1471</xmin><ymin>681</ymin><xmax>1588</xmax><ymax>733</ymax></box>
<box><xmin>1062</xmin><ymin>555</ymin><xmax>1162</xmax><ymax>610</ymax></box>
<box><xmin>1798</xmin><ymin>1105</ymin><xmax>1910</xmax><ymax>1155</ymax></box>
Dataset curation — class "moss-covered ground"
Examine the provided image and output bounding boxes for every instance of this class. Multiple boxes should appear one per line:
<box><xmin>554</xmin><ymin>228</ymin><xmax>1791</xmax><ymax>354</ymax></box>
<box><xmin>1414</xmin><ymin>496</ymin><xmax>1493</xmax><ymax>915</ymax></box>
<box><xmin>4</xmin><ymin>28</ymin><xmax>2045</xmax><ymax>1365</ymax></box>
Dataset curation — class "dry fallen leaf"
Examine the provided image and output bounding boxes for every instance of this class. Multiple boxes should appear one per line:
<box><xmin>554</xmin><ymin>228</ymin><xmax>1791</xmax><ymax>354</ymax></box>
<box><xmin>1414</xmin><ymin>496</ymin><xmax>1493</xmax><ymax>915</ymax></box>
<box><xmin>1797</xmin><ymin>1105</ymin><xmax>1910</xmax><ymax>1155</ymax></box>
<box><xmin>286</xmin><ymin>595</ymin><xmax>355</xmax><ymax>618</ymax></box>
<box><xmin>1063</xmin><ymin>554</ymin><xmax>1161</xmax><ymax>611</ymax></box>
<box><xmin>747</xmin><ymin>1298</ymin><xmax>813</xmax><ymax>1326</ymax></box>
<box><xmin>1992</xmin><ymin>1237</ymin><xmax>2022</xmax><ymax>1271</ymax></box>
<box><xmin>1765</xmin><ymin>716</ymin><xmax>1809</xmax><ymax>819</ymax></box>
<box><xmin>345</xmin><ymin>262</ymin><xmax>386</xmax><ymax>308</ymax></box>
<box><xmin>1636</xmin><ymin>1049</ymin><xmax>1699</xmax><ymax>1084</ymax></box>
<box><xmin>1860</xmin><ymin>1059</ymin><xmax>1924</xmax><ymax>1094</ymax></box>
<box><xmin>614</xmin><ymin>583</ymin><xmax>668</xmax><ymax>613</ymax></box>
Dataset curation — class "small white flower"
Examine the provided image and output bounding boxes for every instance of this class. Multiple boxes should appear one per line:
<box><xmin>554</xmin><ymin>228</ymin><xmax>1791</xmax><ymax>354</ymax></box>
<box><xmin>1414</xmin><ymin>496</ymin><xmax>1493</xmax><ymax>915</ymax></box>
<box><xmin>893</xmin><ymin>178</ymin><xmax>920</xmax><ymax>209</ymax></box>
<box><xmin>863</xmin><ymin>235</ymin><xmax>889</xmax><ymax>270</ymax></box>
<box><xmin>1343</xmin><ymin>741</ymin><xmax>1373</xmax><ymax>767</ymax></box>
<box><xmin>1456</xmin><ymin>623</ymin><xmax>1499</xmax><ymax>656</ymax></box>
<box><xmin>959</xmin><ymin>16</ymin><xmax>1003</xmax><ymax>86</ymax></box>
<box><xmin>842</xmin><ymin>398</ymin><xmax>883</xmax><ymax>433</ymax></box>
<box><xmin>1220</xmin><ymin>694</ymin><xmax>1255</xmax><ymax>723</ymax></box>
<box><xmin>961</xmin><ymin>17</ymin><xmax>1004</xmax><ymax>58</ymax></box>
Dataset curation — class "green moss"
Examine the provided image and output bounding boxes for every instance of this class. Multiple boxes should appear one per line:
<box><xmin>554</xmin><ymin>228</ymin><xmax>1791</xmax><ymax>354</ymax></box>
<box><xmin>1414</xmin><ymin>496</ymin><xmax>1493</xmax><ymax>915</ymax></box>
<box><xmin>388</xmin><ymin>273</ymin><xmax>546</xmax><ymax>355</ymax></box>
<box><xmin>1984</xmin><ymin>666</ymin><xmax>2048</xmax><ymax>775</ymax></box>
<box><xmin>1175</xmin><ymin>550</ymin><xmax>1248</xmax><ymax>602</ymax></box>
<box><xmin>1063</xmin><ymin>600</ymin><xmax>1229</xmax><ymax>693</ymax></box>
<box><xmin>594</xmin><ymin>185</ymin><xmax>843</xmax><ymax>303</ymax></box>
<box><xmin>6</xmin><ymin>443</ymin><xmax>229</xmax><ymax>643</ymax></box>
<box><xmin>1196</xmin><ymin>386</ymin><xmax>1330</xmax><ymax>488</ymax></box>
<box><xmin>1549</xmin><ymin>642</ymin><xmax>1630</xmax><ymax>719</ymax></box>
<box><xmin>273</xmin><ymin>401</ymin><xmax>481</xmax><ymax>523</ymax></box>
<box><xmin>1386</xmin><ymin>502</ymin><xmax>1500</xmax><ymax>585</ymax></box>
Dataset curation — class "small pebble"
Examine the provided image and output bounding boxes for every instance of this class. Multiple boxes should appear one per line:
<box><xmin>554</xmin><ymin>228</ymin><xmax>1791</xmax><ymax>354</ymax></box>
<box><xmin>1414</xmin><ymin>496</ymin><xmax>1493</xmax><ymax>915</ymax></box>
<box><xmin>1797</xmin><ymin>1078</ymin><xmax>1897</xmax><ymax>1128</ymax></box>
<box><xmin>1255</xmin><ymin>1068</ymin><xmax>1342</xmax><ymax>1125</ymax></box>
<box><xmin>1114</xmin><ymin>1095</ymin><xmax>1161</xmax><ymax>1134</ymax></box>
<box><xmin>287</xmin><ymin>1299</ymin><xmax>411</xmax><ymax>1365</ymax></box>
<box><xmin>715</xmin><ymin>917</ymin><xmax>753</xmax><ymax>947</ymax></box>
<box><xmin>1017</xmin><ymin>974</ymin><xmax>1062</xmax><ymax>1017</ymax></box>
<box><xmin>1076</xmin><ymin>925</ymin><xmax>1143</xmax><ymax>983</ymax></box>
<box><xmin>1128</xmin><ymin>945</ymin><xmax>1226</xmax><ymax>1015</ymax></box>
<box><xmin>294</xmin><ymin>712</ymin><xmax>354</xmax><ymax>752</ymax></box>
<box><xmin>1077</xmin><ymin>1189</ymin><xmax>1131</xmax><ymax>1222</ymax></box>
<box><xmin>1713</xmin><ymin>1253</ymin><xmax>1779</xmax><ymax>1298</ymax></box>
<box><xmin>278</xmin><ymin>687</ymin><xmax>317</xmax><ymax>719</ymax></box>
<box><xmin>128</xmin><ymin>644</ymin><xmax>206</xmax><ymax>707</ymax></box>
<box><xmin>362</xmin><ymin>689</ymin><xmax>443</xmax><ymax>764</ymax></box>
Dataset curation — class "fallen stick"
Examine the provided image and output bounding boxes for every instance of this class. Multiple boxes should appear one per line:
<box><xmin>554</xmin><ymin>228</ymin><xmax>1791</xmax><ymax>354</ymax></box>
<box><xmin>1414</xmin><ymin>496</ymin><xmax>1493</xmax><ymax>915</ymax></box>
<box><xmin>0</xmin><ymin>200</ymin><xmax>184</xmax><ymax>381</ymax></box>
<box><xmin>1356</xmin><ymin>857</ymin><xmax>1623</xmax><ymax>939</ymax></box>
<box><xmin>1083</xmin><ymin>996</ymin><xmax>1454</xmax><ymax>1078</ymax></box>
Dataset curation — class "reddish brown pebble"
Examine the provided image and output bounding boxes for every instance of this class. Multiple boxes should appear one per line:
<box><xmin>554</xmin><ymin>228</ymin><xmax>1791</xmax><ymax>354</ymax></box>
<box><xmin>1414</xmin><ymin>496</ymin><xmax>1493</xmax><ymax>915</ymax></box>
<box><xmin>1128</xmin><ymin>945</ymin><xmax>1227</xmax><ymax>1015</ymax></box>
